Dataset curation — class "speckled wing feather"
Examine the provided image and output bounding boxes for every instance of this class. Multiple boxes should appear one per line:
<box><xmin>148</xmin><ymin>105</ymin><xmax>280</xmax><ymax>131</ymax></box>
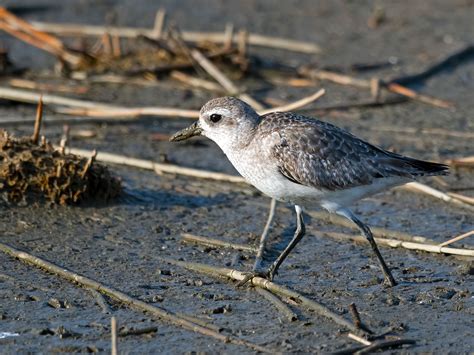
<box><xmin>260</xmin><ymin>112</ymin><xmax>448</xmax><ymax>191</ymax></box>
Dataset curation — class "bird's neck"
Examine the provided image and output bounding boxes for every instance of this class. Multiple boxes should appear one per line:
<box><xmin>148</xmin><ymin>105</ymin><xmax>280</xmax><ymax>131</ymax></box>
<box><xmin>228</xmin><ymin>124</ymin><xmax>259</xmax><ymax>153</ymax></box>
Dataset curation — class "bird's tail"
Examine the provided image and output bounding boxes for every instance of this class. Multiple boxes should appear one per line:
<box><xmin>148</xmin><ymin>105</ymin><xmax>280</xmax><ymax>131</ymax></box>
<box><xmin>405</xmin><ymin>157</ymin><xmax>449</xmax><ymax>176</ymax></box>
<box><xmin>384</xmin><ymin>154</ymin><xmax>449</xmax><ymax>177</ymax></box>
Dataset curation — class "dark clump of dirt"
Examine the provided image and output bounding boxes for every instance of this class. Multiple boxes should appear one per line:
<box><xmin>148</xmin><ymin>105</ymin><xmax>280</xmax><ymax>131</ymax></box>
<box><xmin>0</xmin><ymin>130</ymin><xmax>121</xmax><ymax>205</ymax></box>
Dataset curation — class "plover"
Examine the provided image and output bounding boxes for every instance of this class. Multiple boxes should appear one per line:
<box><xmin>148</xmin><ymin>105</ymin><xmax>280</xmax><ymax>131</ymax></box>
<box><xmin>170</xmin><ymin>97</ymin><xmax>448</xmax><ymax>287</ymax></box>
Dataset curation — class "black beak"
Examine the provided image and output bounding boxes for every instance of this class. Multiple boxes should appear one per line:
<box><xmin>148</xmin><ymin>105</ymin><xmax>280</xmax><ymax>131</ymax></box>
<box><xmin>169</xmin><ymin>121</ymin><xmax>202</xmax><ymax>142</ymax></box>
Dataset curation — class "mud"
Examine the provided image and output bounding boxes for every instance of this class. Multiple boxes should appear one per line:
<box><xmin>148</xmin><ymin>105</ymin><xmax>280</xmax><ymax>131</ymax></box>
<box><xmin>0</xmin><ymin>0</ymin><xmax>473</xmax><ymax>353</ymax></box>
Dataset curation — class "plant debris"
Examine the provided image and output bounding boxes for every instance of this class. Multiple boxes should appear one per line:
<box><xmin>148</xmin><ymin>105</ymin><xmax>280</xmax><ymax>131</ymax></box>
<box><xmin>0</xmin><ymin>130</ymin><xmax>121</xmax><ymax>205</ymax></box>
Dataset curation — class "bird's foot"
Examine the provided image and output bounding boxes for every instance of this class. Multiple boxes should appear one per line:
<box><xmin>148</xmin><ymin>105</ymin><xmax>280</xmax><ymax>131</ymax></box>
<box><xmin>266</xmin><ymin>265</ymin><xmax>278</xmax><ymax>281</ymax></box>
<box><xmin>235</xmin><ymin>270</ymin><xmax>271</xmax><ymax>287</ymax></box>
<box><xmin>382</xmin><ymin>273</ymin><xmax>398</xmax><ymax>288</ymax></box>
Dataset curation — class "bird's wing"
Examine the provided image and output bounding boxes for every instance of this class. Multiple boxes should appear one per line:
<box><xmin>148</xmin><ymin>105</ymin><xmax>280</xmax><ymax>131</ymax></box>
<box><xmin>265</xmin><ymin>113</ymin><xmax>409</xmax><ymax>191</ymax></box>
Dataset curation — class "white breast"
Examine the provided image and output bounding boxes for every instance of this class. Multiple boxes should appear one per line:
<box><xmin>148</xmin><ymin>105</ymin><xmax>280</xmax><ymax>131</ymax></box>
<box><xmin>224</xmin><ymin>137</ymin><xmax>325</xmax><ymax>204</ymax></box>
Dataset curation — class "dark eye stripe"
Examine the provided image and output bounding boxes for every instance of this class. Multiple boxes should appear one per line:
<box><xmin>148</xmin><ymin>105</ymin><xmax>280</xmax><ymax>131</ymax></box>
<box><xmin>210</xmin><ymin>114</ymin><xmax>222</xmax><ymax>123</ymax></box>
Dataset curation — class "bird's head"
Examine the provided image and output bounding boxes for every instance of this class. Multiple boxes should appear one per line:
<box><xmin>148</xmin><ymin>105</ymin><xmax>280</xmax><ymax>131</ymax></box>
<box><xmin>170</xmin><ymin>97</ymin><xmax>260</xmax><ymax>151</ymax></box>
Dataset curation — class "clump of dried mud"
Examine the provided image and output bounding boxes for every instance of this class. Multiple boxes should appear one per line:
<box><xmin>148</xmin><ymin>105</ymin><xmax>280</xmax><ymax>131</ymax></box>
<box><xmin>0</xmin><ymin>130</ymin><xmax>121</xmax><ymax>205</ymax></box>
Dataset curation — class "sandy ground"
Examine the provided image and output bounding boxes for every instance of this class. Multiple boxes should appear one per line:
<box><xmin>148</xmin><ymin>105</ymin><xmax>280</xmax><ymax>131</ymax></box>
<box><xmin>0</xmin><ymin>0</ymin><xmax>473</xmax><ymax>353</ymax></box>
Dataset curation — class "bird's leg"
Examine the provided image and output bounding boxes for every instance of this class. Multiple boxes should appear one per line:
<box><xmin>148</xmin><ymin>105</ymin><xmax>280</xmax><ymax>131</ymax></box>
<box><xmin>236</xmin><ymin>204</ymin><xmax>305</xmax><ymax>287</ymax></box>
<box><xmin>253</xmin><ymin>198</ymin><xmax>277</xmax><ymax>272</ymax></box>
<box><xmin>266</xmin><ymin>205</ymin><xmax>305</xmax><ymax>281</ymax></box>
<box><xmin>336</xmin><ymin>208</ymin><xmax>397</xmax><ymax>287</ymax></box>
<box><xmin>236</xmin><ymin>199</ymin><xmax>277</xmax><ymax>287</ymax></box>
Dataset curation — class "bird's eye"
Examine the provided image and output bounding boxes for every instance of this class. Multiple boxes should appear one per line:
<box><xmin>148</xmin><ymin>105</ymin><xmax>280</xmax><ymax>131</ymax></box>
<box><xmin>209</xmin><ymin>113</ymin><xmax>222</xmax><ymax>123</ymax></box>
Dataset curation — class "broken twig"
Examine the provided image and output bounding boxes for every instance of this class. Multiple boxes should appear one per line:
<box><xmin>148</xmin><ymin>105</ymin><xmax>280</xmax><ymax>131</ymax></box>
<box><xmin>438</xmin><ymin>230</ymin><xmax>474</xmax><ymax>248</ymax></box>
<box><xmin>323</xmin><ymin>232</ymin><xmax>474</xmax><ymax>257</ymax></box>
<box><xmin>150</xmin><ymin>9</ymin><xmax>166</xmax><ymax>39</ymax></box>
<box><xmin>0</xmin><ymin>8</ymin><xmax>85</xmax><ymax>67</ymax></box>
<box><xmin>308</xmin><ymin>97</ymin><xmax>407</xmax><ymax>112</ymax></box>
<box><xmin>191</xmin><ymin>49</ymin><xmax>265</xmax><ymax>110</ymax></box>
<box><xmin>355</xmin><ymin>338</ymin><xmax>416</xmax><ymax>354</ymax></box>
<box><xmin>385</xmin><ymin>82</ymin><xmax>452</xmax><ymax>108</ymax></box>
<box><xmin>80</xmin><ymin>149</ymin><xmax>97</xmax><ymax>178</ymax></box>
<box><xmin>119</xmin><ymin>326</ymin><xmax>158</xmax><ymax>337</ymax></box>
<box><xmin>349</xmin><ymin>303</ymin><xmax>362</xmax><ymax>329</ymax></box>
<box><xmin>447</xmin><ymin>155</ymin><xmax>474</xmax><ymax>169</ymax></box>
<box><xmin>8</xmin><ymin>78</ymin><xmax>88</xmax><ymax>94</ymax></box>
<box><xmin>170</xmin><ymin>70</ymin><xmax>223</xmax><ymax>92</ymax></box>
<box><xmin>300</xmin><ymin>67</ymin><xmax>453</xmax><ymax>108</ymax></box>
<box><xmin>333</xmin><ymin>338</ymin><xmax>416</xmax><ymax>354</ymax></box>
<box><xmin>111</xmin><ymin>317</ymin><xmax>118</xmax><ymax>355</ymax></box>
<box><xmin>402</xmin><ymin>182</ymin><xmax>474</xmax><ymax>212</ymax></box>
<box><xmin>347</xmin><ymin>333</ymin><xmax>371</xmax><ymax>346</ymax></box>
<box><xmin>65</xmin><ymin>148</ymin><xmax>246</xmax><ymax>184</ymax></box>
<box><xmin>259</xmin><ymin>89</ymin><xmax>325</xmax><ymax>115</ymax></box>
<box><xmin>31</xmin><ymin>96</ymin><xmax>43</xmax><ymax>144</ymax></box>
<box><xmin>255</xmin><ymin>287</ymin><xmax>298</xmax><ymax>322</ymax></box>
<box><xmin>31</xmin><ymin>20</ymin><xmax>322</xmax><ymax>53</ymax></box>
<box><xmin>446</xmin><ymin>192</ymin><xmax>474</xmax><ymax>206</ymax></box>
<box><xmin>181</xmin><ymin>233</ymin><xmax>257</xmax><ymax>252</ymax></box>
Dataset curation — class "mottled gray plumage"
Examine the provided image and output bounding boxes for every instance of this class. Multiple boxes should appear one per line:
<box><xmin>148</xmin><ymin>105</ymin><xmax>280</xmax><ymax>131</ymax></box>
<box><xmin>258</xmin><ymin>112</ymin><xmax>448</xmax><ymax>191</ymax></box>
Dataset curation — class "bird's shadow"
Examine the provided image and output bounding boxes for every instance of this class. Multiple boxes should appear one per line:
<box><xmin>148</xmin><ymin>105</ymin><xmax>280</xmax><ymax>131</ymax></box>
<box><xmin>77</xmin><ymin>186</ymin><xmax>229</xmax><ymax>210</ymax></box>
<box><xmin>120</xmin><ymin>187</ymin><xmax>229</xmax><ymax>209</ymax></box>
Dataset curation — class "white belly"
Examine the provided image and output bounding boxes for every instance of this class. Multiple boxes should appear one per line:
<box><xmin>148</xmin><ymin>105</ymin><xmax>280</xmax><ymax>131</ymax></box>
<box><xmin>225</xmin><ymin>147</ymin><xmax>408</xmax><ymax>211</ymax></box>
<box><xmin>225</xmin><ymin>146</ymin><xmax>325</xmax><ymax>203</ymax></box>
